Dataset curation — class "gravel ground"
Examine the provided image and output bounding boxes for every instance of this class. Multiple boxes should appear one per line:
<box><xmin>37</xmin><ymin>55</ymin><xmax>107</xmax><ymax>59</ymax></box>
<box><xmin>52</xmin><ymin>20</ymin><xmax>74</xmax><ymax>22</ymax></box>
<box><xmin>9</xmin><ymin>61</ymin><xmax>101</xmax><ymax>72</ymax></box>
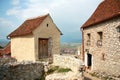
<box><xmin>46</xmin><ymin>71</ymin><xmax>84</xmax><ymax>80</ymax></box>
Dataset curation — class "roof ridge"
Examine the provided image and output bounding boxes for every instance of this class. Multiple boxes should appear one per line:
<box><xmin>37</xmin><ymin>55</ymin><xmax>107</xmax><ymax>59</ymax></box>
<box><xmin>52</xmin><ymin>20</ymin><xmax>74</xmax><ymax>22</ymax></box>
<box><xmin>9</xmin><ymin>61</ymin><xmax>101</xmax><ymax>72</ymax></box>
<box><xmin>26</xmin><ymin>13</ymin><xmax>49</xmax><ymax>21</ymax></box>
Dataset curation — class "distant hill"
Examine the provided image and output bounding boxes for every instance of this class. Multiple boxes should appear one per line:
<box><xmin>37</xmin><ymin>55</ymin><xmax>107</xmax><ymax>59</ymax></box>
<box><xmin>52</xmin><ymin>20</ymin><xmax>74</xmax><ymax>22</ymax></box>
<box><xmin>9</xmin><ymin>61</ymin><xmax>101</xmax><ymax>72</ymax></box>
<box><xmin>0</xmin><ymin>39</ymin><xmax>9</xmax><ymax>47</ymax></box>
<box><xmin>61</xmin><ymin>42</ymin><xmax>81</xmax><ymax>49</ymax></box>
<box><xmin>0</xmin><ymin>45</ymin><xmax>3</xmax><ymax>49</ymax></box>
<box><xmin>61</xmin><ymin>39</ymin><xmax>82</xmax><ymax>43</ymax></box>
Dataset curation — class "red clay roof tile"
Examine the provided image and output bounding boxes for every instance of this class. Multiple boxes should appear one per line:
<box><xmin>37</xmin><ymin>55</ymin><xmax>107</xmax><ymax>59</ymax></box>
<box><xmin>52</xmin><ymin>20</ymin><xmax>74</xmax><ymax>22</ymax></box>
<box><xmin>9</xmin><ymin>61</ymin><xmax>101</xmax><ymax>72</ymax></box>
<box><xmin>8</xmin><ymin>14</ymin><xmax>49</xmax><ymax>37</ymax></box>
<box><xmin>0</xmin><ymin>42</ymin><xmax>11</xmax><ymax>55</ymax></box>
<box><xmin>81</xmin><ymin>0</ymin><xmax>120</xmax><ymax>28</ymax></box>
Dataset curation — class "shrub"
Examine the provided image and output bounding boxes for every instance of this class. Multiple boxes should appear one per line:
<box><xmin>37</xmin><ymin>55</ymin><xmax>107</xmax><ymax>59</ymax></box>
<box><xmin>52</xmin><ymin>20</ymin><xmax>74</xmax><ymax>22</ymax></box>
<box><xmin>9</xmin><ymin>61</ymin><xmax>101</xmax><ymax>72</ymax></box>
<box><xmin>47</xmin><ymin>65</ymin><xmax>72</xmax><ymax>75</ymax></box>
<box><xmin>47</xmin><ymin>66</ymin><xmax>59</xmax><ymax>75</ymax></box>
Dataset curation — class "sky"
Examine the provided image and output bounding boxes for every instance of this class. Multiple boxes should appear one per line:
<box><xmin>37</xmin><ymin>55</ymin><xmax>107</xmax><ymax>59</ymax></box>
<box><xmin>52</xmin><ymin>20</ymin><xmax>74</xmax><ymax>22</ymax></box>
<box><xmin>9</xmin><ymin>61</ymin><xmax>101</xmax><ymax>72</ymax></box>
<box><xmin>0</xmin><ymin>0</ymin><xmax>103</xmax><ymax>43</ymax></box>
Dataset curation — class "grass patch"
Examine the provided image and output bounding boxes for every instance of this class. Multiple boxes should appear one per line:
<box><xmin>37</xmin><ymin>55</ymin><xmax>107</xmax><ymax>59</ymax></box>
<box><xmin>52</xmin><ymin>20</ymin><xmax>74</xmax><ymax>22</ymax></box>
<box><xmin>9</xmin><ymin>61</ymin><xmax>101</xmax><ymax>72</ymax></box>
<box><xmin>47</xmin><ymin>65</ymin><xmax>72</xmax><ymax>75</ymax></box>
<box><xmin>47</xmin><ymin>66</ymin><xmax>59</xmax><ymax>75</ymax></box>
<box><xmin>90</xmin><ymin>73</ymin><xmax>97</xmax><ymax>77</ymax></box>
<box><xmin>57</xmin><ymin>68</ymin><xmax>72</xmax><ymax>73</ymax></box>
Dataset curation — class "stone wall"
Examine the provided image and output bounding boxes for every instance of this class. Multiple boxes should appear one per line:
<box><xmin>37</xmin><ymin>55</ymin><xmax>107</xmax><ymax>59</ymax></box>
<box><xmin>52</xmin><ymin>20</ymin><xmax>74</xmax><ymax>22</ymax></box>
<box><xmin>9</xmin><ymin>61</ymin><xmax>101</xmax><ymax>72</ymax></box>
<box><xmin>83</xmin><ymin>17</ymin><xmax>120</xmax><ymax>77</ymax></box>
<box><xmin>0</xmin><ymin>57</ymin><xmax>17</xmax><ymax>66</ymax></box>
<box><xmin>0</xmin><ymin>58</ymin><xmax>44</xmax><ymax>80</ymax></box>
<box><xmin>53</xmin><ymin>54</ymin><xmax>84</xmax><ymax>72</ymax></box>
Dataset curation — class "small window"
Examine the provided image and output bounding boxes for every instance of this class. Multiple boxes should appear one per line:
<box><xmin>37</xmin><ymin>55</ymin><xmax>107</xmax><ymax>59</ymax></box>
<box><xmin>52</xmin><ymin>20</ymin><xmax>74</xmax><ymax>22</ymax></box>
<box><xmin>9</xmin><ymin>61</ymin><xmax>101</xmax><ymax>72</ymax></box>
<box><xmin>87</xmin><ymin>33</ymin><xmax>91</xmax><ymax>40</ymax></box>
<box><xmin>98</xmin><ymin>32</ymin><xmax>103</xmax><ymax>40</ymax></box>
<box><xmin>116</xmin><ymin>26</ymin><xmax>120</xmax><ymax>33</ymax></box>
<box><xmin>116</xmin><ymin>26</ymin><xmax>120</xmax><ymax>42</ymax></box>
<box><xmin>46</xmin><ymin>24</ymin><xmax>49</xmax><ymax>27</ymax></box>
<box><xmin>97</xmin><ymin>32</ymin><xmax>103</xmax><ymax>47</ymax></box>
<box><xmin>101</xmin><ymin>53</ymin><xmax>105</xmax><ymax>61</ymax></box>
<box><xmin>86</xmin><ymin>33</ymin><xmax>91</xmax><ymax>46</ymax></box>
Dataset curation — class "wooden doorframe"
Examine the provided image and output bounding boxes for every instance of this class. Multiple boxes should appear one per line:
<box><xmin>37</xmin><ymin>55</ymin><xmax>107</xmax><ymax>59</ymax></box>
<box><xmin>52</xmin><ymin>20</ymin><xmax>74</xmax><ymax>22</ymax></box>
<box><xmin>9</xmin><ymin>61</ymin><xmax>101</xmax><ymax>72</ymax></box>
<box><xmin>38</xmin><ymin>38</ymin><xmax>49</xmax><ymax>59</ymax></box>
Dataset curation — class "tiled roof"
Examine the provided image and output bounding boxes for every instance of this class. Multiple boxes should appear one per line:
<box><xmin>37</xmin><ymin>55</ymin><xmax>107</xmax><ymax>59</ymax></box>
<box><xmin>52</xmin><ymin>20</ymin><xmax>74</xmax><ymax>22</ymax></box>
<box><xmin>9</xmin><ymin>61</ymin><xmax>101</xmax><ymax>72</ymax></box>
<box><xmin>8</xmin><ymin>14</ymin><xmax>49</xmax><ymax>37</ymax></box>
<box><xmin>0</xmin><ymin>50</ymin><xmax>2</xmax><ymax>55</ymax></box>
<box><xmin>82</xmin><ymin>0</ymin><xmax>120</xmax><ymax>28</ymax></box>
<box><xmin>0</xmin><ymin>42</ymin><xmax>11</xmax><ymax>55</ymax></box>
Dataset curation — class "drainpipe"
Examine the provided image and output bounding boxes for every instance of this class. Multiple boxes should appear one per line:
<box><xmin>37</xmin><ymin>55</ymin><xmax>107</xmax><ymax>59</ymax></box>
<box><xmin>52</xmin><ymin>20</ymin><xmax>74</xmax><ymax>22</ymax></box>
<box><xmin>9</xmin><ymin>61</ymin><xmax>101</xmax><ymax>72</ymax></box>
<box><xmin>81</xmin><ymin>28</ymin><xmax>84</xmax><ymax>61</ymax></box>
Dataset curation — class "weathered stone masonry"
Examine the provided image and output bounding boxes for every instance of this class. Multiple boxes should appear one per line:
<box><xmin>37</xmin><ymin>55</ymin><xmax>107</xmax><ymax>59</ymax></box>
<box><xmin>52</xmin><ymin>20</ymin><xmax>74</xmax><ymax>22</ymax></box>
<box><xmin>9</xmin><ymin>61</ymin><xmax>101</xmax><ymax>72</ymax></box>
<box><xmin>83</xmin><ymin>17</ymin><xmax>120</xmax><ymax>77</ymax></box>
<box><xmin>0</xmin><ymin>58</ymin><xmax>44</xmax><ymax>80</ymax></box>
<box><xmin>53</xmin><ymin>54</ymin><xmax>84</xmax><ymax>72</ymax></box>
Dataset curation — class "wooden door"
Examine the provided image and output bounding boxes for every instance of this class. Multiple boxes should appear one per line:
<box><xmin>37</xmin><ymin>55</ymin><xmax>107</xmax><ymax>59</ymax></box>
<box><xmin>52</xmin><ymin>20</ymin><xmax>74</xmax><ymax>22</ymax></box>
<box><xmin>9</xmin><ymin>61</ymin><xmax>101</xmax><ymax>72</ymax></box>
<box><xmin>39</xmin><ymin>39</ymin><xmax>48</xmax><ymax>59</ymax></box>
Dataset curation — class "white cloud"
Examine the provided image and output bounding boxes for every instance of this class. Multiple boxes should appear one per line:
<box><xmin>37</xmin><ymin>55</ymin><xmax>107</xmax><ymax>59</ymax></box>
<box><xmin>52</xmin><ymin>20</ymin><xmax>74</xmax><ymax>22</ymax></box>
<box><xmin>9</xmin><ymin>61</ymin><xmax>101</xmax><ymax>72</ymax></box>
<box><xmin>0</xmin><ymin>18</ymin><xmax>15</xmax><ymax>39</ymax></box>
<box><xmin>0</xmin><ymin>18</ymin><xmax>13</xmax><ymax>27</ymax></box>
<box><xmin>6</xmin><ymin>7</ymin><xmax>20</xmax><ymax>16</ymax></box>
<box><xmin>6</xmin><ymin>0</ymin><xmax>74</xmax><ymax>20</ymax></box>
<box><xmin>12</xmin><ymin>0</ymin><xmax>20</xmax><ymax>5</ymax></box>
<box><xmin>6</xmin><ymin>6</ymin><xmax>50</xmax><ymax>20</ymax></box>
<box><xmin>8</xmin><ymin>0</ymin><xmax>101</xmax><ymax>20</ymax></box>
<box><xmin>28</xmin><ymin>0</ymin><xmax>41</xmax><ymax>3</ymax></box>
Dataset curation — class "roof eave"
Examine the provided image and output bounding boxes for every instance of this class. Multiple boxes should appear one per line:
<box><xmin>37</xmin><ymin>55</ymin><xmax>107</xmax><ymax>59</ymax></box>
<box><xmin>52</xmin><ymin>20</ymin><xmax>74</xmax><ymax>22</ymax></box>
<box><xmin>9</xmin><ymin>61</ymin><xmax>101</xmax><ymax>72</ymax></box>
<box><xmin>8</xmin><ymin>32</ymin><xmax>33</xmax><ymax>38</ymax></box>
<box><xmin>81</xmin><ymin>14</ymin><xmax>120</xmax><ymax>29</ymax></box>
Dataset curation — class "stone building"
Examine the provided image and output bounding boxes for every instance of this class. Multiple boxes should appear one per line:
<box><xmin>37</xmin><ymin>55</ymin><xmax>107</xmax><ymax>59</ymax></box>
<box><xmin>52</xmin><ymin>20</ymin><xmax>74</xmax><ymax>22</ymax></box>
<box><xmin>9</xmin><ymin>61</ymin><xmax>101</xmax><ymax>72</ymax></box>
<box><xmin>8</xmin><ymin>14</ymin><xmax>62</xmax><ymax>62</ymax></box>
<box><xmin>81</xmin><ymin>0</ymin><xmax>120</xmax><ymax>76</ymax></box>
